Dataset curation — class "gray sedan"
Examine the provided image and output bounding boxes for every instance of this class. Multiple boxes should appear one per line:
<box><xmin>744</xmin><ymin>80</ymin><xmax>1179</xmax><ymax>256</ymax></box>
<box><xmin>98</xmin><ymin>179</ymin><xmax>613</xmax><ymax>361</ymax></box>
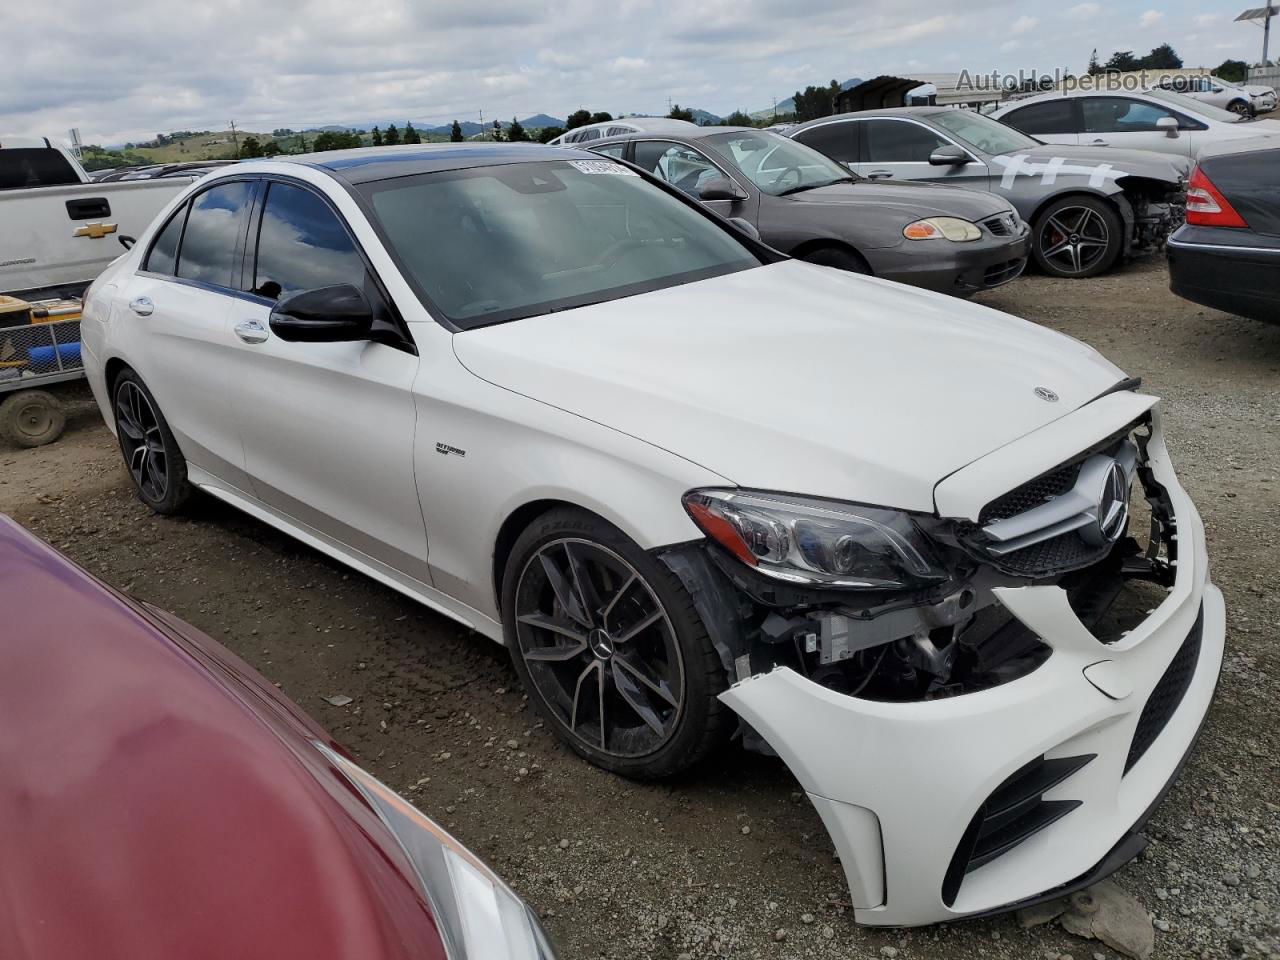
<box><xmin>787</xmin><ymin>108</ymin><xmax>1190</xmax><ymax>278</ymax></box>
<box><xmin>587</xmin><ymin>127</ymin><xmax>1031</xmax><ymax>296</ymax></box>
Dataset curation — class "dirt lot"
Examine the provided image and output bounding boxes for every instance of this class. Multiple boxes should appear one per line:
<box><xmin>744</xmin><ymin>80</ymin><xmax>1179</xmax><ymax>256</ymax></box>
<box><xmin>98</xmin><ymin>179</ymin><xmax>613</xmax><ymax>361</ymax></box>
<box><xmin>3</xmin><ymin>259</ymin><xmax>1278</xmax><ymax>960</ymax></box>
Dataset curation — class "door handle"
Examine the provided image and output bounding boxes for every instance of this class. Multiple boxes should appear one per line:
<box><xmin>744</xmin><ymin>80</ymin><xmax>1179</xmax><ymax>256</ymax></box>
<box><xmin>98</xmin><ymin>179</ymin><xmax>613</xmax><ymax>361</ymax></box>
<box><xmin>1089</xmin><ymin>138</ymin><xmax>1109</xmax><ymax>146</ymax></box>
<box><xmin>234</xmin><ymin>319</ymin><xmax>269</xmax><ymax>344</ymax></box>
<box><xmin>866</xmin><ymin>169</ymin><xmax>894</xmax><ymax>179</ymax></box>
<box><xmin>129</xmin><ymin>297</ymin><xmax>154</xmax><ymax>316</ymax></box>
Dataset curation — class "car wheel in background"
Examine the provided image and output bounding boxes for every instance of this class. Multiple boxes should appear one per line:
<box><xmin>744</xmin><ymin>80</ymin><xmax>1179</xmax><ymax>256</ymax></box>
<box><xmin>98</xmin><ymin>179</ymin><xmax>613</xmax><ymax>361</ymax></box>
<box><xmin>1227</xmin><ymin>99</ymin><xmax>1252</xmax><ymax>116</ymax></box>
<box><xmin>1032</xmin><ymin>196</ymin><xmax>1123</xmax><ymax>279</ymax></box>
<box><xmin>502</xmin><ymin>507</ymin><xmax>730</xmax><ymax>780</ymax></box>
<box><xmin>798</xmin><ymin>245</ymin><xmax>871</xmax><ymax>274</ymax></box>
<box><xmin>112</xmin><ymin>368</ymin><xmax>192</xmax><ymax>514</ymax></box>
<box><xmin>0</xmin><ymin>390</ymin><xmax>66</xmax><ymax>448</ymax></box>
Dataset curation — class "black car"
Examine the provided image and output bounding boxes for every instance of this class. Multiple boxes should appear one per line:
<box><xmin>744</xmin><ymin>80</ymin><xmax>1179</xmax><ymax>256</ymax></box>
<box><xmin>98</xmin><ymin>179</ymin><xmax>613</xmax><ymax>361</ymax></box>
<box><xmin>584</xmin><ymin>126</ymin><xmax>1031</xmax><ymax>297</ymax></box>
<box><xmin>1167</xmin><ymin>137</ymin><xmax>1280</xmax><ymax>323</ymax></box>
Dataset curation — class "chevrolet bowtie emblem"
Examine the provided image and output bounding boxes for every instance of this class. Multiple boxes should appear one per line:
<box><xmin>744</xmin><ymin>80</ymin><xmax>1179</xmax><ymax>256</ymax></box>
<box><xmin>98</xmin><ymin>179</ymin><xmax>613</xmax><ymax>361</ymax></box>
<box><xmin>73</xmin><ymin>222</ymin><xmax>118</xmax><ymax>240</ymax></box>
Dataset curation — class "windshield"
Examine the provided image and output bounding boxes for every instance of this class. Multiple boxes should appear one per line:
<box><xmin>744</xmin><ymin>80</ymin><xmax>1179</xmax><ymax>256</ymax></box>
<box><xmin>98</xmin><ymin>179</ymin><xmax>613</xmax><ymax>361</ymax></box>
<box><xmin>1144</xmin><ymin>87</ymin><xmax>1250</xmax><ymax>123</ymax></box>
<box><xmin>703</xmin><ymin>131</ymin><xmax>853</xmax><ymax>196</ymax></box>
<box><xmin>361</xmin><ymin>159</ymin><xmax>759</xmax><ymax>329</ymax></box>
<box><xmin>930</xmin><ymin>110</ymin><xmax>1041</xmax><ymax>153</ymax></box>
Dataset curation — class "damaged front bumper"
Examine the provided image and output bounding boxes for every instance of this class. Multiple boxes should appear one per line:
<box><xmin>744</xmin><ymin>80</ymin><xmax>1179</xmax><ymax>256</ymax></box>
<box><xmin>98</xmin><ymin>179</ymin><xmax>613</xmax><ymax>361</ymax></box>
<box><xmin>716</xmin><ymin>402</ymin><xmax>1224</xmax><ymax>927</ymax></box>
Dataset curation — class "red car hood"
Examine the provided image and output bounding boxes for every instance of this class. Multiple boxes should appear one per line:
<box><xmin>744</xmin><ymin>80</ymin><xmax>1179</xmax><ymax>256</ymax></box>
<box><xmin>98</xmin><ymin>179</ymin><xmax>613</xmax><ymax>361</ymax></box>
<box><xmin>0</xmin><ymin>516</ymin><xmax>445</xmax><ymax>960</ymax></box>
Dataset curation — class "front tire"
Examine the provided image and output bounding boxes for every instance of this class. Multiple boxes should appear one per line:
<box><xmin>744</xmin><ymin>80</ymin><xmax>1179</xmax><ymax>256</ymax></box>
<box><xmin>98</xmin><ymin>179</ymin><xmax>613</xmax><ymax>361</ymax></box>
<box><xmin>1227</xmin><ymin>99</ymin><xmax>1252</xmax><ymax>117</ymax></box>
<box><xmin>1032</xmin><ymin>196</ymin><xmax>1123</xmax><ymax>279</ymax></box>
<box><xmin>798</xmin><ymin>245</ymin><xmax>871</xmax><ymax>274</ymax></box>
<box><xmin>112</xmin><ymin>368</ymin><xmax>192</xmax><ymax>514</ymax></box>
<box><xmin>501</xmin><ymin>507</ymin><xmax>730</xmax><ymax>780</ymax></box>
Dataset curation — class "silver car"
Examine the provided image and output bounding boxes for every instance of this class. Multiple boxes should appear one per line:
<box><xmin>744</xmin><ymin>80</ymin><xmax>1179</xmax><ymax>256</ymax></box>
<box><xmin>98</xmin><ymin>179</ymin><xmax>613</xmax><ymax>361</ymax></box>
<box><xmin>788</xmin><ymin>107</ymin><xmax>1190</xmax><ymax>278</ymax></box>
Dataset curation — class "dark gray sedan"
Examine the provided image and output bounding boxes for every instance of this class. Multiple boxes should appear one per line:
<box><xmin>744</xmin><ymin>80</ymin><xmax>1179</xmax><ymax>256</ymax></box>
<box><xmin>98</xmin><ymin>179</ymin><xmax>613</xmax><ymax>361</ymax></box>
<box><xmin>587</xmin><ymin>127</ymin><xmax>1030</xmax><ymax>296</ymax></box>
<box><xmin>787</xmin><ymin>108</ymin><xmax>1190</xmax><ymax>279</ymax></box>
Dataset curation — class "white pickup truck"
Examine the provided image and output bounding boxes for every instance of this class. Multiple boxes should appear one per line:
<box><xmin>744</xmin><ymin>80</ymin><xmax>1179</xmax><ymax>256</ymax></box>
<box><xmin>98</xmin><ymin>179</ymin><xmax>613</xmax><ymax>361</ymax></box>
<box><xmin>1</xmin><ymin>137</ymin><xmax>193</xmax><ymax>298</ymax></box>
<box><xmin>1</xmin><ymin>137</ymin><xmax>193</xmax><ymax>448</ymax></box>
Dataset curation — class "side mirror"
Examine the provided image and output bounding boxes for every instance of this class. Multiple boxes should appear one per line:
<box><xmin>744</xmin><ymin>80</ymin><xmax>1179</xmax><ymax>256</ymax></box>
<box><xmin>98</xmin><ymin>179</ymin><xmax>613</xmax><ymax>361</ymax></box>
<box><xmin>928</xmin><ymin>144</ymin><xmax>969</xmax><ymax>166</ymax></box>
<box><xmin>1156</xmin><ymin>116</ymin><xmax>1180</xmax><ymax>138</ymax></box>
<box><xmin>269</xmin><ymin>284</ymin><xmax>374</xmax><ymax>343</ymax></box>
<box><xmin>118</xmin><ymin>235</ymin><xmax>136</xmax><ymax>250</ymax></box>
<box><xmin>698</xmin><ymin>177</ymin><xmax>748</xmax><ymax>202</ymax></box>
<box><xmin>727</xmin><ymin>217</ymin><xmax>760</xmax><ymax>241</ymax></box>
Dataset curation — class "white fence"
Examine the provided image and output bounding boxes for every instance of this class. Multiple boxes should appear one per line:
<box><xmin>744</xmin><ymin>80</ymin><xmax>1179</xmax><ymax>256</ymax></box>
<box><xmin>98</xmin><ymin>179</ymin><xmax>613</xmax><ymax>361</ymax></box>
<box><xmin>1248</xmin><ymin>67</ymin><xmax>1280</xmax><ymax>93</ymax></box>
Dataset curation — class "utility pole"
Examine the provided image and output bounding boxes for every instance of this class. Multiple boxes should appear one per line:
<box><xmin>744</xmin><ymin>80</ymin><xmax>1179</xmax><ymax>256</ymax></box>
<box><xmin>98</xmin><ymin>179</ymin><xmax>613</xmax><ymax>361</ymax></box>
<box><xmin>1265</xmin><ymin>3</ymin><xmax>1274</xmax><ymax>64</ymax></box>
<box><xmin>772</xmin><ymin>96</ymin><xmax>777</xmax><ymax>121</ymax></box>
<box><xmin>229</xmin><ymin>120</ymin><xmax>239</xmax><ymax>157</ymax></box>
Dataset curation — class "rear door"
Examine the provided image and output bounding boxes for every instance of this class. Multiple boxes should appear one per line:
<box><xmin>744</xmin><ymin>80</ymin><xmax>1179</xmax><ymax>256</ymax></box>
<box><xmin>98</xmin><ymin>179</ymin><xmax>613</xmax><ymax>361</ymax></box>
<box><xmin>115</xmin><ymin>179</ymin><xmax>255</xmax><ymax>490</ymax></box>
<box><xmin>226</xmin><ymin>178</ymin><xmax>429</xmax><ymax>579</ymax></box>
<box><xmin>846</xmin><ymin>118</ymin><xmax>990</xmax><ymax>189</ymax></box>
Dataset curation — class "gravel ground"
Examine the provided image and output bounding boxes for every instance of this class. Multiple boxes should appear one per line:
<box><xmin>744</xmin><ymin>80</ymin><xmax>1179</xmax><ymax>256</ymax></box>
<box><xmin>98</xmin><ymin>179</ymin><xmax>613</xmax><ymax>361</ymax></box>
<box><xmin>3</xmin><ymin>258</ymin><xmax>1278</xmax><ymax>959</ymax></box>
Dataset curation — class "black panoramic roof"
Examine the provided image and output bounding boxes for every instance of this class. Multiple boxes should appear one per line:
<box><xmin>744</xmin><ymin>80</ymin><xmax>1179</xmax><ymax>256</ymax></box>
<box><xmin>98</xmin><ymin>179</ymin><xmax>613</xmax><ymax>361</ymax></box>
<box><xmin>276</xmin><ymin>142</ymin><xmax>599</xmax><ymax>184</ymax></box>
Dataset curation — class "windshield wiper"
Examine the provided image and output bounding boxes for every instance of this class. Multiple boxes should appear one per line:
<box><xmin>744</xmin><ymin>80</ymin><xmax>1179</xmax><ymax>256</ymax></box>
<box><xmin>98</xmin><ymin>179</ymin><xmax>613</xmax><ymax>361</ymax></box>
<box><xmin>777</xmin><ymin>176</ymin><xmax>857</xmax><ymax>197</ymax></box>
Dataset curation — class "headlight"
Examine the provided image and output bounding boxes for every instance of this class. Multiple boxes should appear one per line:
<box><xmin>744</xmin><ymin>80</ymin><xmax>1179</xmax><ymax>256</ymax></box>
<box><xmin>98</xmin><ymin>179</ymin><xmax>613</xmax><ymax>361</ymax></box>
<box><xmin>316</xmin><ymin>742</ymin><xmax>558</xmax><ymax>960</ymax></box>
<box><xmin>682</xmin><ymin>489</ymin><xmax>947</xmax><ymax>589</ymax></box>
<box><xmin>903</xmin><ymin>217</ymin><xmax>982</xmax><ymax>242</ymax></box>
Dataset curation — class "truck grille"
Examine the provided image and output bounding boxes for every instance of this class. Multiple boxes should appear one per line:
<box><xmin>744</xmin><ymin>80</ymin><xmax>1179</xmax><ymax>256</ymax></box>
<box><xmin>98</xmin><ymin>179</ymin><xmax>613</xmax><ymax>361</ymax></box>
<box><xmin>1125</xmin><ymin>606</ymin><xmax>1204</xmax><ymax>774</ymax></box>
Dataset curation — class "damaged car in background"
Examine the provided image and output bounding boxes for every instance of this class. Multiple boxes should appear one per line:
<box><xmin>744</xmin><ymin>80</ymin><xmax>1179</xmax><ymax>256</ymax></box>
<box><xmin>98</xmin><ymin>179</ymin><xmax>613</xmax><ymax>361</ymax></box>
<box><xmin>786</xmin><ymin>107</ymin><xmax>1189</xmax><ymax>278</ymax></box>
<box><xmin>79</xmin><ymin>143</ymin><xmax>1223</xmax><ymax>928</ymax></box>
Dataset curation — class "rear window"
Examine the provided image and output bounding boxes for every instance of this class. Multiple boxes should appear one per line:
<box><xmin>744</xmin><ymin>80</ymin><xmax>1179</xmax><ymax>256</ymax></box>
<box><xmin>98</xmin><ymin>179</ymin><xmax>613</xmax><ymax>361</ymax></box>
<box><xmin>0</xmin><ymin>148</ymin><xmax>80</xmax><ymax>190</ymax></box>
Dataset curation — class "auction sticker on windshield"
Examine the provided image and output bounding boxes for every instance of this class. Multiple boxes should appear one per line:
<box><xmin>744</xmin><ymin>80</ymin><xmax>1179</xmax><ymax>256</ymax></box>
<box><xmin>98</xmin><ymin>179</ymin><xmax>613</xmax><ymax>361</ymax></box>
<box><xmin>569</xmin><ymin>159</ymin><xmax>638</xmax><ymax>175</ymax></box>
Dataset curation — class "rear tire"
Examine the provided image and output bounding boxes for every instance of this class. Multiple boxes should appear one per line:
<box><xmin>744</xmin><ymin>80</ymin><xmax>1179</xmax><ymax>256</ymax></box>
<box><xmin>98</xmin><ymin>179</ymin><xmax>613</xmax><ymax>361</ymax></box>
<box><xmin>0</xmin><ymin>390</ymin><xmax>66</xmax><ymax>448</ymax></box>
<box><xmin>798</xmin><ymin>245</ymin><xmax>871</xmax><ymax>274</ymax></box>
<box><xmin>501</xmin><ymin>507</ymin><xmax>730</xmax><ymax>780</ymax></box>
<box><xmin>112</xmin><ymin>368</ymin><xmax>192</xmax><ymax>515</ymax></box>
<box><xmin>1032</xmin><ymin>196</ymin><xmax>1123</xmax><ymax>279</ymax></box>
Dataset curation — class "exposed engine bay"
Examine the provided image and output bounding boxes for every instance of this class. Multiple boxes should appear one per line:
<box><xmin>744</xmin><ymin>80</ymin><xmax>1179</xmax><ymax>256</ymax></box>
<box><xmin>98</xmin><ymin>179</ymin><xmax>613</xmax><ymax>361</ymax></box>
<box><xmin>662</xmin><ymin>417</ymin><xmax>1179</xmax><ymax>749</ymax></box>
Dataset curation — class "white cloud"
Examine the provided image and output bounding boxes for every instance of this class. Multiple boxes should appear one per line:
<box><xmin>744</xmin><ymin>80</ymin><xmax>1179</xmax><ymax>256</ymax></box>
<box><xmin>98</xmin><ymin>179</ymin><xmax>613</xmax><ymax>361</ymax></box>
<box><xmin>1194</xmin><ymin>13</ymin><xmax>1220</xmax><ymax>27</ymax></box>
<box><xmin>0</xmin><ymin>0</ymin><xmax>1248</xmax><ymax>145</ymax></box>
<box><xmin>1139</xmin><ymin>9</ymin><xmax>1163</xmax><ymax>28</ymax></box>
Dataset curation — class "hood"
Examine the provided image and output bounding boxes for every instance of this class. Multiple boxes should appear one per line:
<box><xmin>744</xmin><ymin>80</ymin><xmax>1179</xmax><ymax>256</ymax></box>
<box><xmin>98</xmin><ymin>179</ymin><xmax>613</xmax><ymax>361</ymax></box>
<box><xmin>786</xmin><ymin>178</ymin><xmax>1013</xmax><ymax>220</ymax></box>
<box><xmin>1007</xmin><ymin>143</ymin><xmax>1190</xmax><ymax>180</ymax></box>
<box><xmin>453</xmin><ymin>261</ymin><xmax>1126</xmax><ymax>513</ymax></box>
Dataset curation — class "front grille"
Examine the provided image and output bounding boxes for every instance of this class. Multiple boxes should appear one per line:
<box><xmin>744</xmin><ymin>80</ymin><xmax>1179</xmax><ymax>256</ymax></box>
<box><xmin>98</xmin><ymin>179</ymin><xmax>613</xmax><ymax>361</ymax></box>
<box><xmin>982</xmin><ymin>213</ymin><xmax>1016</xmax><ymax>236</ymax></box>
<box><xmin>942</xmin><ymin>753</ymin><xmax>1094</xmax><ymax>906</ymax></box>
<box><xmin>979</xmin><ymin>461</ymin><xmax>1083</xmax><ymax>525</ymax></box>
<box><xmin>957</xmin><ymin>421</ymin><xmax>1144</xmax><ymax>579</ymax></box>
<box><xmin>982</xmin><ymin>258</ymin><xmax>1026</xmax><ymax>288</ymax></box>
<box><xmin>1125</xmin><ymin>607</ymin><xmax>1204</xmax><ymax>774</ymax></box>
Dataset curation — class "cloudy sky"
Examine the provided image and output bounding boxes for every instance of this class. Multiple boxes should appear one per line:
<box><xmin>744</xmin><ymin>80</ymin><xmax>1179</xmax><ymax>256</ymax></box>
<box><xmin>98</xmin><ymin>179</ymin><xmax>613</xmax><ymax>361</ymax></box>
<box><xmin>4</xmin><ymin>0</ymin><xmax>1260</xmax><ymax>144</ymax></box>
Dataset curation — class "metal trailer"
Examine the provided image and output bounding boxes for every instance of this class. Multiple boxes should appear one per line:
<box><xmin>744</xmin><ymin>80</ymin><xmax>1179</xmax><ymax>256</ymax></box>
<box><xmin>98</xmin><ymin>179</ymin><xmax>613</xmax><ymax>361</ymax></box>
<box><xmin>0</xmin><ymin>298</ymin><xmax>85</xmax><ymax>447</ymax></box>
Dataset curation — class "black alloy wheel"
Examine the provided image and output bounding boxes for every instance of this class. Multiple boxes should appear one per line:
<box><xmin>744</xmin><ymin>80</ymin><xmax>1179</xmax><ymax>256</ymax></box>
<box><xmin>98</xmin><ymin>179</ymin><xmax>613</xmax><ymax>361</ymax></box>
<box><xmin>1032</xmin><ymin>196</ymin><xmax>1123</xmax><ymax>278</ymax></box>
<box><xmin>112</xmin><ymin>369</ymin><xmax>192</xmax><ymax>514</ymax></box>
<box><xmin>502</xmin><ymin>508</ymin><xmax>730</xmax><ymax>779</ymax></box>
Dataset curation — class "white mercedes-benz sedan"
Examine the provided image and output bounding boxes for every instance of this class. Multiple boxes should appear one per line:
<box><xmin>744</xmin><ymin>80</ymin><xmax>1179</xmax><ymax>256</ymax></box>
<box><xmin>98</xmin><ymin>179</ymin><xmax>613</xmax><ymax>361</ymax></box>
<box><xmin>79</xmin><ymin>143</ymin><xmax>1224</xmax><ymax>927</ymax></box>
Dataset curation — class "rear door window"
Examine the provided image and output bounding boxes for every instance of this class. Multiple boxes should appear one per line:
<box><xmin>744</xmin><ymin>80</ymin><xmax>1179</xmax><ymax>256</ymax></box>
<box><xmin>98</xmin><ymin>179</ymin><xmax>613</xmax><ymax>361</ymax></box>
<box><xmin>175</xmin><ymin>181</ymin><xmax>254</xmax><ymax>288</ymax></box>
<box><xmin>144</xmin><ymin>206</ymin><xmax>187</xmax><ymax>275</ymax></box>
<box><xmin>1003</xmin><ymin>100</ymin><xmax>1079</xmax><ymax>135</ymax></box>
<box><xmin>0</xmin><ymin>148</ymin><xmax>80</xmax><ymax>190</ymax></box>
<box><xmin>251</xmin><ymin>182</ymin><xmax>368</xmax><ymax>301</ymax></box>
<box><xmin>793</xmin><ymin>122</ymin><xmax>859</xmax><ymax>164</ymax></box>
